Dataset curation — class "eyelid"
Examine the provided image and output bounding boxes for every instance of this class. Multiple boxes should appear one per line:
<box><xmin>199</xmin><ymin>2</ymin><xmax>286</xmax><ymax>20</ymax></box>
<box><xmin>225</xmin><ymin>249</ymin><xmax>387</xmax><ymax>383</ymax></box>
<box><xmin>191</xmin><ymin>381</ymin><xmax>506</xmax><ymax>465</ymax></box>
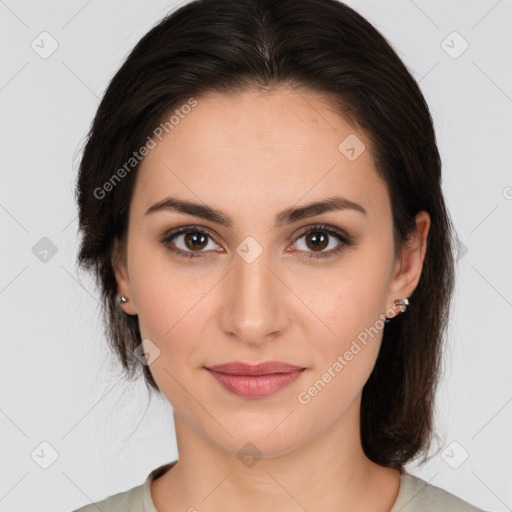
<box><xmin>289</xmin><ymin>223</ymin><xmax>352</xmax><ymax>244</ymax></box>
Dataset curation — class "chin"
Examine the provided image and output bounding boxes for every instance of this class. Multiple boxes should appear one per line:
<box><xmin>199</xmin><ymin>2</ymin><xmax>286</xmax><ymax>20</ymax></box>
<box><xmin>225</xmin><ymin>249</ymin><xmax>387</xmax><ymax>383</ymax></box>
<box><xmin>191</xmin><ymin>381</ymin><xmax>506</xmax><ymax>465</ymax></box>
<box><xmin>205</xmin><ymin>416</ymin><xmax>312</xmax><ymax>461</ymax></box>
<box><xmin>217</xmin><ymin>436</ymin><xmax>302</xmax><ymax>463</ymax></box>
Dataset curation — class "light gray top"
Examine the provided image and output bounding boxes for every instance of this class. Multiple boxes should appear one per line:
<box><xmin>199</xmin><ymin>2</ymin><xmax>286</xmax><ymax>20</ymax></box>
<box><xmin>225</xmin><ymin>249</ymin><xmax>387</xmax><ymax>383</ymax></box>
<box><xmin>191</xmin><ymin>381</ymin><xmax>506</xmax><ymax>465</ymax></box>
<box><xmin>72</xmin><ymin>460</ymin><xmax>484</xmax><ymax>512</ymax></box>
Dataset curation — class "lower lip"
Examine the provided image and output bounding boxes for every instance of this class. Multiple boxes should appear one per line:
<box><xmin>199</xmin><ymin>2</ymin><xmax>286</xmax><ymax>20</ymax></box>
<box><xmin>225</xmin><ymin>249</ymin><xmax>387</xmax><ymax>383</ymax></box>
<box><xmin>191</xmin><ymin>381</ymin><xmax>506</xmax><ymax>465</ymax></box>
<box><xmin>206</xmin><ymin>369</ymin><xmax>305</xmax><ymax>398</ymax></box>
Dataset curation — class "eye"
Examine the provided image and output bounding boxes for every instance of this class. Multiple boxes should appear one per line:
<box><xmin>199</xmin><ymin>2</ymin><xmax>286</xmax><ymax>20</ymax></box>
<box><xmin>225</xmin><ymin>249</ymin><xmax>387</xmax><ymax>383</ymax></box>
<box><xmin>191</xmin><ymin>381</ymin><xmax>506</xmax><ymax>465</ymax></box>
<box><xmin>160</xmin><ymin>226</ymin><xmax>220</xmax><ymax>259</ymax></box>
<box><xmin>160</xmin><ymin>223</ymin><xmax>353</xmax><ymax>261</ymax></box>
<box><xmin>291</xmin><ymin>224</ymin><xmax>353</xmax><ymax>260</ymax></box>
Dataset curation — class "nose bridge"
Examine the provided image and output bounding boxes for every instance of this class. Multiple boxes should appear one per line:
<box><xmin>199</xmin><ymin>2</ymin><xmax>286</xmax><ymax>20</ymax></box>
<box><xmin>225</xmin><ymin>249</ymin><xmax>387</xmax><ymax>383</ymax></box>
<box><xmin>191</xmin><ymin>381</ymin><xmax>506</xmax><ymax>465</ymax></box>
<box><xmin>221</xmin><ymin>244</ymin><xmax>286</xmax><ymax>343</ymax></box>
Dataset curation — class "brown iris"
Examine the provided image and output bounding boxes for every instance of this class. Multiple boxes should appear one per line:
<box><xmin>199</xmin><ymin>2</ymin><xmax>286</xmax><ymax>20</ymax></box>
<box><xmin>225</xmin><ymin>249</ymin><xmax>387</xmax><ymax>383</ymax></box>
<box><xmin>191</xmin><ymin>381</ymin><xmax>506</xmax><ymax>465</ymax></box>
<box><xmin>184</xmin><ymin>232</ymin><xmax>209</xmax><ymax>251</ymax></box>
<box><xmin>305</xmin><ymin>231</ymin><xmax>329</xmax><ymax>252</ymax></box>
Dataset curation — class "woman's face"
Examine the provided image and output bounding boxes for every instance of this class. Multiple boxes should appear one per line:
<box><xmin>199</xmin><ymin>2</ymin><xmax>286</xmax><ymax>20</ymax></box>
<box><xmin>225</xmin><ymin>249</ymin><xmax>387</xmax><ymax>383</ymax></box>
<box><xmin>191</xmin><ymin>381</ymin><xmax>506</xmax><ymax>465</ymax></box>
<box><xmin>114</xmin><ymin>87</ymin><xmax>428</xmax><ymax>459</ymax></box>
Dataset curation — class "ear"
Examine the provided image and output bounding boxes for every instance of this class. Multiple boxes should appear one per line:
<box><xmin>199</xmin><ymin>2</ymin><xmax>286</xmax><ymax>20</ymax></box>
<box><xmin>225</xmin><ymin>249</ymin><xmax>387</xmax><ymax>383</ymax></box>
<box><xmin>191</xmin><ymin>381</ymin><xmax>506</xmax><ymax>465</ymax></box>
<box><xmin>386</xmin><ymin>210</ymin><xmax>430</xmax><ymax>317</ymax></box>
<box><xmin>111</xmin><ymin>237</ymin><xmax>137</xmax><ymax>316</ymax></box>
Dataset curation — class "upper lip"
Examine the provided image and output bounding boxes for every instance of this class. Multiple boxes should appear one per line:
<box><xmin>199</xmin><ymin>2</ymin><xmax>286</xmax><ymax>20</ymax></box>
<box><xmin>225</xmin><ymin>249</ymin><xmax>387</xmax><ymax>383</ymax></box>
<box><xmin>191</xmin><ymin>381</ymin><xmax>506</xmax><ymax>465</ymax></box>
<box><xmin>205</xmin><ymin>361</ymin><xmax>305</xmax><ymax>376</ymax></box>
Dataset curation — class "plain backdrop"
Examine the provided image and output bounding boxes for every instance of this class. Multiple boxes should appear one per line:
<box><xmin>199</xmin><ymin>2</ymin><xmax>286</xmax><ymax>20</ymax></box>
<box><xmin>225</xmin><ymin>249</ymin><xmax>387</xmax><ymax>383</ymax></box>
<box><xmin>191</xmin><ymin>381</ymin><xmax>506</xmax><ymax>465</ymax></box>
<box><xmin>0</xmin><ymin>1</ymin><xmax>511</xmax><ymax>511</ymax></box>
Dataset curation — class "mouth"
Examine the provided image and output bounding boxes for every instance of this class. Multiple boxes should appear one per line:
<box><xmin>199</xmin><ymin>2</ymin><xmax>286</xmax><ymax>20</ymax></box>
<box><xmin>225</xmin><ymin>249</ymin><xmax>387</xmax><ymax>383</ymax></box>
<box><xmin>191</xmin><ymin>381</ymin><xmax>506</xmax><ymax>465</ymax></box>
<box><xmin>204</xmin><ymin>361</ymin><xmax>306</xmax><ymax>398</ymax></box>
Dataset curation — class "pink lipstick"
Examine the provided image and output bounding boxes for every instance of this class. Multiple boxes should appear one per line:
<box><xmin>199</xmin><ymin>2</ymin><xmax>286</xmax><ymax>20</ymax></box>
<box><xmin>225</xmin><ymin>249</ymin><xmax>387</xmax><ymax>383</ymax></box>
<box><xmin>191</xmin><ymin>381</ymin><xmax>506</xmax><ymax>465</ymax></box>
<box><xmin>205</xmin><ymin>361</ymin><xmax>306</xmax><ymax>398</ymax></box>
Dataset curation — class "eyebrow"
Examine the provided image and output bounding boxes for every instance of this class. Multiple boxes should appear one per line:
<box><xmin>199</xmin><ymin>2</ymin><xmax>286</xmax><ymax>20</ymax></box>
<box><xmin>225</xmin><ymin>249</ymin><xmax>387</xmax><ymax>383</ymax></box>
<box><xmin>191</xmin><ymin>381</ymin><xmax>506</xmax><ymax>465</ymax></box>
<box><xmin>144</xmin><ymin>195</ymin><xmax>367</xmax><ymax>227</ymax></box>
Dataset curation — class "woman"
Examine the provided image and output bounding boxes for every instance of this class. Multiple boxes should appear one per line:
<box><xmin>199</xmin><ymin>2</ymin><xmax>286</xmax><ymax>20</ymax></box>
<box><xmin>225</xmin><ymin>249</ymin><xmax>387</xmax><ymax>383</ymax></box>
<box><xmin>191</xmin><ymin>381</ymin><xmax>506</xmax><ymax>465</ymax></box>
<box><xmin>72</xmin><ymin>0</ymin><xmax>483</xmax><ymax>510</ymax></box>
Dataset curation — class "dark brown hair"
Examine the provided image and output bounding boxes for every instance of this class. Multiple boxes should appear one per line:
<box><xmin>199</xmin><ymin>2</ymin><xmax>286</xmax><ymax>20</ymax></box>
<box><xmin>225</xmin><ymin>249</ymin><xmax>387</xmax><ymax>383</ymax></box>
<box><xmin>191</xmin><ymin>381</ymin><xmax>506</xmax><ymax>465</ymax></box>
<box><xmin>75</xmin><ymin>0</ymin><xmax>455</xmax><ymax>472</ymax></box>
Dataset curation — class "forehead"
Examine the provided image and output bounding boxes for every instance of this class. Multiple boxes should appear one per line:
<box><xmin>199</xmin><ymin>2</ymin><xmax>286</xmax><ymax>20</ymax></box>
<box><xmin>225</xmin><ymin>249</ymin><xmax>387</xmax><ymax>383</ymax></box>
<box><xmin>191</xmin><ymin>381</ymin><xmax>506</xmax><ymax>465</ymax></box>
<box><xmin>133</xmin><ymin>87</ymin><xmax>390</xmax><ymax>223</ymax></box>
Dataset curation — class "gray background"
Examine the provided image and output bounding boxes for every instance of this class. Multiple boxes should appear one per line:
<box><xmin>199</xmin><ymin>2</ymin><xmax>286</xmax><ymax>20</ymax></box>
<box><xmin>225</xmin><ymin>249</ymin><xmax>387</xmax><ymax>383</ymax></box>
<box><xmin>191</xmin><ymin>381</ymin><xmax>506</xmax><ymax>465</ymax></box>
<box><xmin>0</xmin><ymin>1</ymin><xmax>511</xmax><ymax>511</ymax></box>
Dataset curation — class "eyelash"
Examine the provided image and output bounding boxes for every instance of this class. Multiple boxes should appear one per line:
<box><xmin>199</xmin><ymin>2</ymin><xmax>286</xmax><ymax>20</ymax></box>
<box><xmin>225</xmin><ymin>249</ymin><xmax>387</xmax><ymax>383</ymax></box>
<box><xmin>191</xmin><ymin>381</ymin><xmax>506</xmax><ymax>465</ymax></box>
<box><xmin>159</xmin><ymin>223</ymin><xmax>353</xmax><ymax>261</ymax></box>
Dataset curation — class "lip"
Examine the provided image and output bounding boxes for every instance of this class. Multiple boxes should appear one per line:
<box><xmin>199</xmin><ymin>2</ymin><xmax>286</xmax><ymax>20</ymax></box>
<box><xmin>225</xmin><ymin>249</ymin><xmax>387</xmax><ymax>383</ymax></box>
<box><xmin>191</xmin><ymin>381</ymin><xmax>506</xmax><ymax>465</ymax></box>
<box><xmin>205</xmin><ymin>361</ymin><xmax>306</xmax><ymax>398</ymax></box>
<box><xmin>206</xmin><ymin>361</ymin><xmax>305</xmax><ymax>375</ymax></box>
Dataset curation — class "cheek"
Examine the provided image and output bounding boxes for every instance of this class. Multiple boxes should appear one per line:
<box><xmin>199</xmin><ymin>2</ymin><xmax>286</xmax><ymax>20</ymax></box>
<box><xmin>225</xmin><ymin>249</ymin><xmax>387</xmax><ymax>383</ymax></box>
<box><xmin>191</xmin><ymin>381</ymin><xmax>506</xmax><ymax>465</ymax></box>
<box><xmin>129</xmin><ymin>258</ymin><xmax>210</xmax><ymax>379</ymax></box>
<box><xmin>135</xmin><ymin>286</ymin><xmax>206</xmax><ymax>412</ymax></box>
<box><xmin>136</xmin><ymin>282</ymin><xmax>206</xmax><ymax>359</ymax></box>
<box><xmin>296</xmin><ymin>285</ymin><xmax>386</xmax><ymax>415</ymax></box>
<box><xmin>303</xmin><ymin>253</ymin><xmax>391</xmax><ymax>379</ymax></box>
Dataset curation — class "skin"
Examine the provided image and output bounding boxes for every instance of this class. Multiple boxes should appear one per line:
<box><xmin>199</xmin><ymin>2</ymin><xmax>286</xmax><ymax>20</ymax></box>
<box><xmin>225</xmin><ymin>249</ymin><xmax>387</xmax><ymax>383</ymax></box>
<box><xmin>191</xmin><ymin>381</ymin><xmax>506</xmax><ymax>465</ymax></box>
<box><xmin>112</xmin><ymin>86</ymin><xmax>430</xmax><ymax>512</ymax></box>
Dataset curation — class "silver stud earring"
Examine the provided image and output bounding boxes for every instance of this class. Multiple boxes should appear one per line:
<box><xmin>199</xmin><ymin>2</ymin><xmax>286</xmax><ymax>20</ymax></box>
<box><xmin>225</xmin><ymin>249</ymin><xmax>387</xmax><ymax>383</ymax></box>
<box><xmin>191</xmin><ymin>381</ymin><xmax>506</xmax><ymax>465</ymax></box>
<box><xmin>394</xmin><ymin>298</ymin><xmax>409</xmax><ymax>313</ymax></box>
<box><xmin>119</xmin><ymin>295</ymin><xmax>129</xmax><ymax>304</ymax></box>
<box><xmin>385</xmin><ymin>298</ymin><xmax>409</xmax><ymax>321</ymax></box>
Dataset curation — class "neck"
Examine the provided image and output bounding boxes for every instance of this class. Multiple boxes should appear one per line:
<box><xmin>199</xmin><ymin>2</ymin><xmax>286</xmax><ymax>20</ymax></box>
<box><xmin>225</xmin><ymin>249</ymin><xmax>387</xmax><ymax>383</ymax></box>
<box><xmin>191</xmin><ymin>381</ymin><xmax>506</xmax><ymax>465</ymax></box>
<box><xmin>151</xmin><ymin>394</ymin><xmax>401</xmax><ymax>512</ymax></box>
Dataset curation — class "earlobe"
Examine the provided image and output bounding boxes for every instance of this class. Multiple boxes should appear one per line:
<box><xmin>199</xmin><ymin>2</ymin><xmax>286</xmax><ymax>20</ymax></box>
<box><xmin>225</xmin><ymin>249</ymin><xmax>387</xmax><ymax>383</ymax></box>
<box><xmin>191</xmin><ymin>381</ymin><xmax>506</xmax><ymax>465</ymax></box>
<box><xmin>111</xmin><ymin>238</ymin><xmax>137</xmax><ymax>315</ymax></box>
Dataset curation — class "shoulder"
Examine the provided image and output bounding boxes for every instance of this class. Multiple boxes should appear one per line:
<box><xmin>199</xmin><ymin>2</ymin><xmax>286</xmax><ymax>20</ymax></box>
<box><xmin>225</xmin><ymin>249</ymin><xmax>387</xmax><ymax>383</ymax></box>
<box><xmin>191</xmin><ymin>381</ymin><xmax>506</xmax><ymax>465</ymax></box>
<box><xmin>390</xmin><ymin>472</ymin><xmax>484</xmax><ymax>512</ymax></box>
<box><xmin>70</xmin><ymin>461</ymin><xmax>177</xmax><ymax>512</ymax></box>
<box><xmin>70</xmin><ymin>482</ymin><xmax>144</xmax><ymax>512</ymax></box>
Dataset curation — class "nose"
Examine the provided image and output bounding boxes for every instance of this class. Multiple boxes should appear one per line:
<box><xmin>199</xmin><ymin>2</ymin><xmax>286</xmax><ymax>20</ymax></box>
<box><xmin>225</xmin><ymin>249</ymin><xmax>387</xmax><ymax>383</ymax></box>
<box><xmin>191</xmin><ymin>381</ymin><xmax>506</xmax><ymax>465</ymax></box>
<box><xmin>219</xmin><ymin>246</ymin><xmax>290</xmax><ymax>345</ymax></box>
